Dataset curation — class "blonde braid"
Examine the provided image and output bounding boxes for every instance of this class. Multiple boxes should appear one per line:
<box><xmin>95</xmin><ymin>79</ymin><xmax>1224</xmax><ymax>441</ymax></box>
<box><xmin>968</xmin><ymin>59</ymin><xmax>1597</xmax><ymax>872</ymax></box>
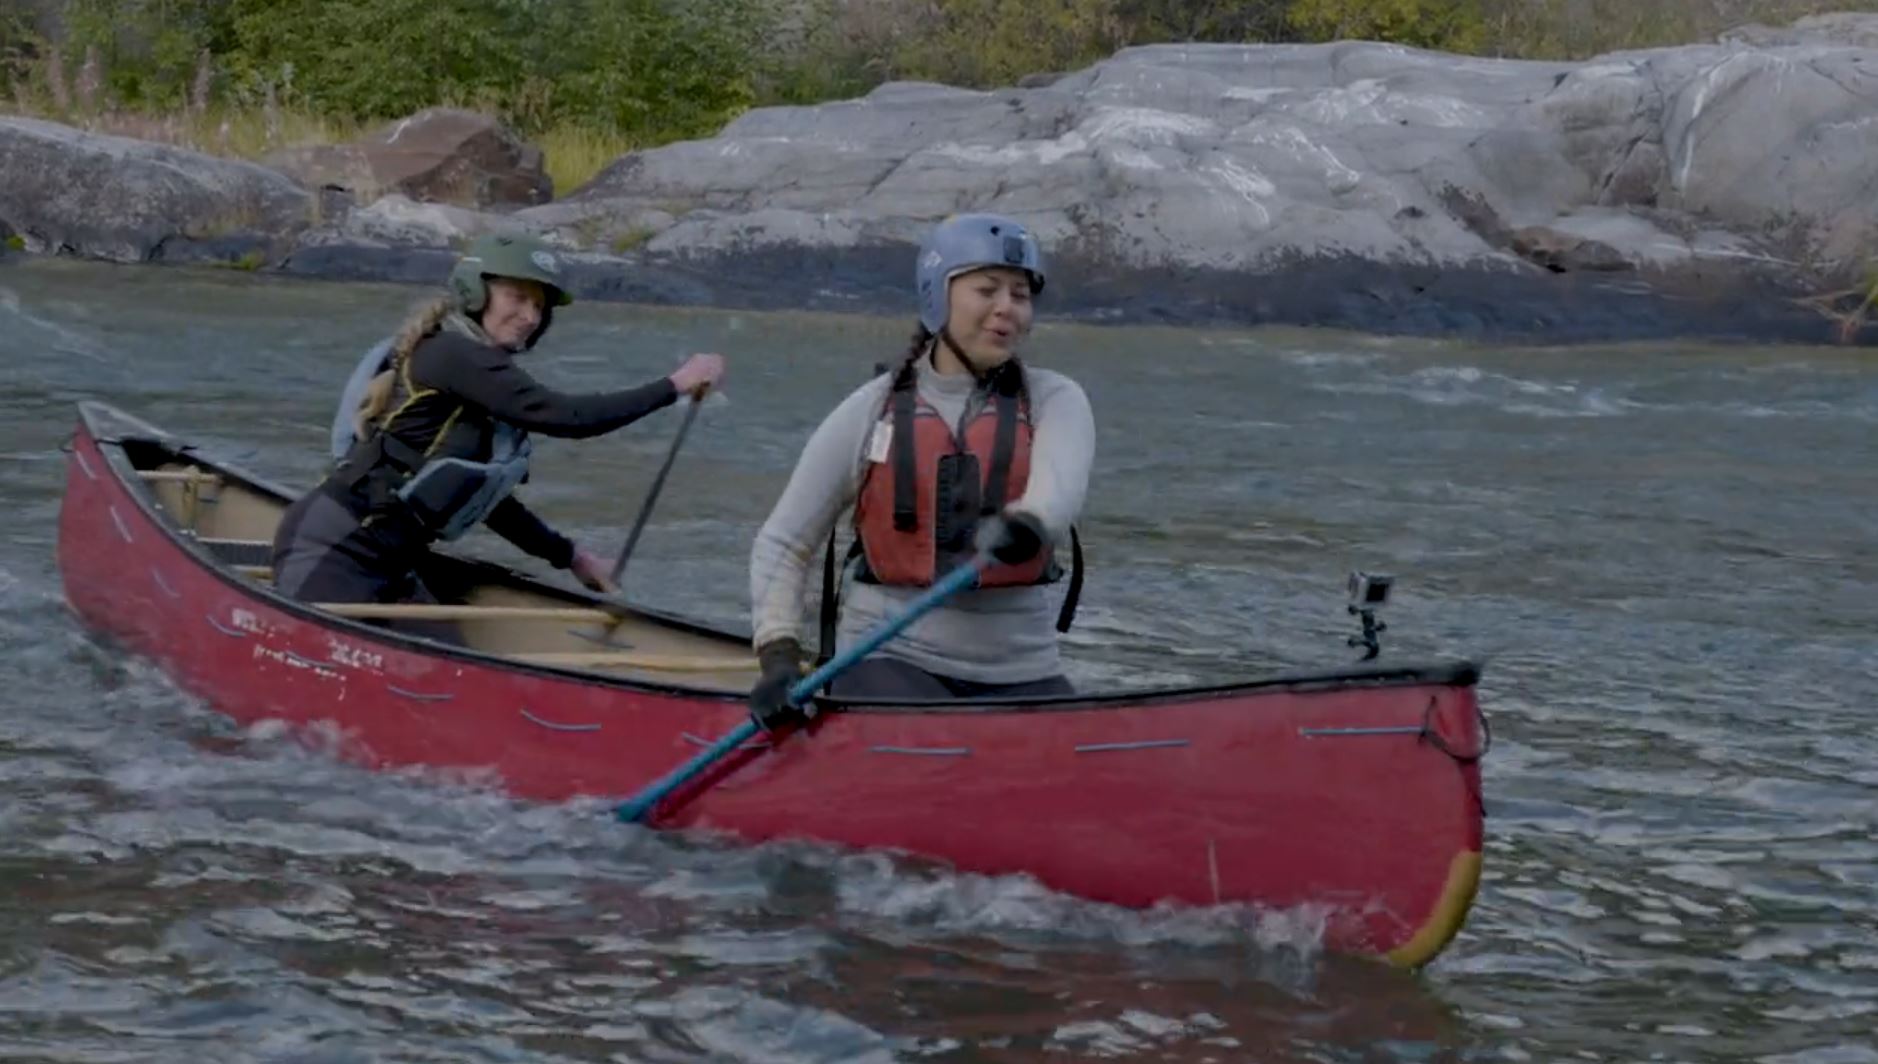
<box><xmin>353</xmin><ymin>296</ymin><xmax>452</xmax><ymax>437</ymax></box>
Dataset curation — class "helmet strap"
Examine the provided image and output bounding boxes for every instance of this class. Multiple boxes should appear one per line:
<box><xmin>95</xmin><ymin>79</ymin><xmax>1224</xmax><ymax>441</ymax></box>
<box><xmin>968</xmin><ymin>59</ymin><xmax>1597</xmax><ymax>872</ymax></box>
<box><xmin>936</xmin><ymin>327</ymin><xmax>993</xmax><ymax>381</ymax></box>
<box><xmin>526</xmin><ymin>303</ymin><xmax>553</xmax><ymax>350</ymax></box>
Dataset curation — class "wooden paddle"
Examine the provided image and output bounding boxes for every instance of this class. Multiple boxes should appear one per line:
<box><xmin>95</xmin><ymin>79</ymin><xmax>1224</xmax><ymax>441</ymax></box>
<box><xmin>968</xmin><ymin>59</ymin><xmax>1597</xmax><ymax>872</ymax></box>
<box><xmin>613</xmin><ymin>552</ymin><xmax>992</xmax><ymax>823</ymax></box>
<box><xmin>610</xmin><ymin>390</ymin><xmax>704</xmax><ymax>588</ymax></box>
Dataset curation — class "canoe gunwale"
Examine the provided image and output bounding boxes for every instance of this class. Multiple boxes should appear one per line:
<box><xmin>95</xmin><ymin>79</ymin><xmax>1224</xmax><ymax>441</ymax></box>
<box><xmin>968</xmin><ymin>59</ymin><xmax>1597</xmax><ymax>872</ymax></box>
<box><xmin>75</xmin><ymin>400</ymin><xmax>1486</xmax><ymax>713</ymax></box>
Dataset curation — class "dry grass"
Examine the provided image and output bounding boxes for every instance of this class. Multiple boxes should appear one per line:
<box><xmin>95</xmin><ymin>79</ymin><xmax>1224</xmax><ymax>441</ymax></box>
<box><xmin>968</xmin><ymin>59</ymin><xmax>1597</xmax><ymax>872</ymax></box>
<box><xmin>0</xmin><ymin>98</ymin><xmax>635</xmax><ymax>198</ymax></box>
<box><xmin>1839</xmin><ymin>271</ymin><xmax>1878</xmax><ymax>344</ymax></box>
<box><xmin>0</xmin><ymin>100</ymin><xmax>363</xmax><ymax>158</ymax></box>
<box><xmin>1475</xmin><ymin>0</ymin><xmax>1875</xmax><ymax>59</ymax></box>
<box><xmin>534</xmin><ymin>124</ymin><xmax>640</xmax><ymax>197</ymax></box>
<box><xmin>1792</xmin><ymin>265</ymin><xmax>1878</xmax><ymax>345</ymax></box>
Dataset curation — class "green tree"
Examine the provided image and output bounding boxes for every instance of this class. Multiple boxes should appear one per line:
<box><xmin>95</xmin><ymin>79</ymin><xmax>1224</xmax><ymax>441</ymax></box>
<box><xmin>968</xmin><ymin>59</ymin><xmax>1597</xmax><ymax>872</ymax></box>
<box><xmin>55</xmin><ymin>0</ymin><xmax>236</xmax><ymax>107</ymax></box>
<box><xmin>1</xmin><ymin>5</ymin><xmax>38</xmax><ymax>80</ymax></box>
<box><xmin>211</xmin><ymin>0</ymin><xmax>767</xmax><ymax>139</ymax></box>
<box><xmin>1114</xmin><ymin>0</ymin><xmax>1295</xmax><ymax>43</ymax></box>
<box><xmin>529</xmin><ymin>0</ymin><xmax>768</xmax><ymax>138</ymax></box>
<box><xmin>894</xmin><ymin>0</ymin><xmax>1130</xmax><ymax>88</ymax></box>
<box><xmin>1287</xmin><ymin>0</ymin><xmax>1486</xmax><ymax>51</ymax></box>
<box><xmin>222</xmin><ymin>0</ymin><xmax>531</xmax><ymax>117</ymax></box>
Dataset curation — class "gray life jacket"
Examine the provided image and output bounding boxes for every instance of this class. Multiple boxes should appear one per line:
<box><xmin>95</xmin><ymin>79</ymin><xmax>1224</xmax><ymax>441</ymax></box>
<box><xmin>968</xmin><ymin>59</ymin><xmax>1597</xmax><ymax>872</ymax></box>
<box><xmin>330</xmin><ymin>341</ymin><xmax>533</xmax><ymax>541</ymax></box>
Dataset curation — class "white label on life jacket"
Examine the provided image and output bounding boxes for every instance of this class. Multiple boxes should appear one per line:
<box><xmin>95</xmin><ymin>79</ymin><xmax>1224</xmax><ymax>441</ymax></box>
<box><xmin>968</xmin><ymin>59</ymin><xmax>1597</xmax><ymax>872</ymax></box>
<box><xmin>867</xmin><ymin>420</ymin><xmax>893</xmax><ymax>464</ymax></box>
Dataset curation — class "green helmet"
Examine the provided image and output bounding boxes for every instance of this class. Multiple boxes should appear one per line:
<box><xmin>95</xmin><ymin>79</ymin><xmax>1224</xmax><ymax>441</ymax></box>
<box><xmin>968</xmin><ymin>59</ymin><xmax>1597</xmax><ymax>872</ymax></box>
<box><xmin>449</xmin><ymin>233</ymin><xmax>573</xmax><ymax>316</ymax></box>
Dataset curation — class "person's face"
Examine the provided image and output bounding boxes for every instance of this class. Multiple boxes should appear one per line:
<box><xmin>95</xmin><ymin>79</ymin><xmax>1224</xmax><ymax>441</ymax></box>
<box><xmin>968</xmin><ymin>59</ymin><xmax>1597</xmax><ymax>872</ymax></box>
<box><xmin>481</xmin><ymin>277</ymin><xmax>547</xmax><ymax>351</ymax></box>
<box><xmin>944</xmin><ymin>267</ymin><xmax>1035</xmax><ymax>366</ymax></box>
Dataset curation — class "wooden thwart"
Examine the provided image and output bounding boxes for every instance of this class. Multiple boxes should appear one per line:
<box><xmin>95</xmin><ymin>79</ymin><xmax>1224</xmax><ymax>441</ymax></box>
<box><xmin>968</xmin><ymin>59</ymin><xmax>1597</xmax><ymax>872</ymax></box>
<box><xmin>315</xmin><ymin>602</ymin><xmax>621</xmax><ymax>623</ymax></box>
<box><xmin>310</xmin><ymin>602</ymin><xmax>754</xmax><ymax>671</ymax></box>
<box><xmin>139</xmin><ymin>469</ymin><xmax>221</xmax><ymax>483</ymax></box>
<box><xmin>506</xmin><ymin>650</ymin><xmax>757</xmax><ymax>672</ymax></box>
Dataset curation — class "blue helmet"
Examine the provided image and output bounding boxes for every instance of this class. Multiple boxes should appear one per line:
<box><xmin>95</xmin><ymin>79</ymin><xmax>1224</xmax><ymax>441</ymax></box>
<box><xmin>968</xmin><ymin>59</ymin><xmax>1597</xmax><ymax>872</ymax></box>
<box><xmin>915</xmin><ymin>213</ymin><xmax>1046</xmax><ymax>334</ymax></box>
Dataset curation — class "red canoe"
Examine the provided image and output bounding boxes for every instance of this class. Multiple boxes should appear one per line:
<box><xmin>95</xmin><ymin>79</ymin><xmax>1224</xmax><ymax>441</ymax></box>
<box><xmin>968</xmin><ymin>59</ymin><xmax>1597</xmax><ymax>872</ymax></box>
<box><xmin>56</xmin><ymin>401</ymin><xmax>1489</xmax><ymax>967</ymax></box>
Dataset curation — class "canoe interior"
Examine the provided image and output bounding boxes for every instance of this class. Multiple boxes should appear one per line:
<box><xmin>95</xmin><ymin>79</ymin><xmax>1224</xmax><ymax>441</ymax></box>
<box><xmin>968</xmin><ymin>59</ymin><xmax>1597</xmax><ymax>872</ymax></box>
<box><xmin>116</xmin><ymin>435</ymin><xmax>762</xmax><ymax>693</ymax></box>
<box><xmin>86</xmin><ymin>403</ymin><xmax>1481</xmax><ymax>708</ymax></box>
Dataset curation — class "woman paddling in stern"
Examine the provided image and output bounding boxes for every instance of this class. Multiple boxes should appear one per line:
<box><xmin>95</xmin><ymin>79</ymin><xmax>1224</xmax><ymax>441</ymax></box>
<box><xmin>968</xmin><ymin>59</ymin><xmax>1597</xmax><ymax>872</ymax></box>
<box><xmin>273</xmin><ymin>233</ymin><xmax>724</xmax><ymax>640</ymax></box>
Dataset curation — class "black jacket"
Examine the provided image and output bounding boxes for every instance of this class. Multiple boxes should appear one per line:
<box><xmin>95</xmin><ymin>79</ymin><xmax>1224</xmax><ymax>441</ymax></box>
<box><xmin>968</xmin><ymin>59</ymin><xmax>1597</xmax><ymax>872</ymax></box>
<box><xmin>327</xmin><ymin>330</ymin><xmax>678</xmax><ymax>566</ymax></box>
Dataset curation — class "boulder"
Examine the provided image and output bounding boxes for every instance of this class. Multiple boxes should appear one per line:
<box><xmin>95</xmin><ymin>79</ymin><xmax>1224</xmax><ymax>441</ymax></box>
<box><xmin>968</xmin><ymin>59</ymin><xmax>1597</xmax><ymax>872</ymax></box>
<box><xmin>1510</xmin><ymin>224</ymin><xmax>1630</xmax><ymax>272</ymax></box>
<box><xmin>0</xmin><ymin>116</ymin><xmax>313</xmax><ymax>263</ymax></box>
<box><xmin>267</xmin><ymin>108</ymin><xmax>551</xmax><ymax>209</ymax></box>
<box><xmin>1721</xmin><ymin>12</ymin><xmax>1878</xmax><ymax>49</ymax></box>
<box><xmin>558</xmin><ymin>33</ymin><xmax>1877</xmax><ymax>278</ymax></box>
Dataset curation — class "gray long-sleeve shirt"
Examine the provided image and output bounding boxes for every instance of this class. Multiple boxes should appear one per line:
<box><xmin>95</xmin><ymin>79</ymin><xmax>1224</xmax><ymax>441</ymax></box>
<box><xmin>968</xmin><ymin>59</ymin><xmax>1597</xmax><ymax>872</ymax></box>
<box><xmin>749</xmin><ymin>357</ymin><xmax>1094</xmax><ymax>684</ymax></box>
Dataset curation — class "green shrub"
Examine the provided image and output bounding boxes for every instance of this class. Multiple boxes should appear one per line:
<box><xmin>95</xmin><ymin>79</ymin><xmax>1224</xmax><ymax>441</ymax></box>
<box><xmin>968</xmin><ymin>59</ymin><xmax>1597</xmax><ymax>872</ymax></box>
<box><xmin>1288</xmin><ymin>0</ymin><xmax>1485</xmax><ymax>51</ymax></box>
<box><xmin>9</xmin><ymin>0</ymin><xmax>1876</xmax><ymax>188</ymax></box>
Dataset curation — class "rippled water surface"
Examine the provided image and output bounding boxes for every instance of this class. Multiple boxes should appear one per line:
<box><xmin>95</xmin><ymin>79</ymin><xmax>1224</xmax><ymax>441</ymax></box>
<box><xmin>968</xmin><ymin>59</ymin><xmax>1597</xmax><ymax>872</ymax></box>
<box><xmin>2</xmin><ymin>258</ymin><xmax>1874</xmax><ymax>1062</ymax></box>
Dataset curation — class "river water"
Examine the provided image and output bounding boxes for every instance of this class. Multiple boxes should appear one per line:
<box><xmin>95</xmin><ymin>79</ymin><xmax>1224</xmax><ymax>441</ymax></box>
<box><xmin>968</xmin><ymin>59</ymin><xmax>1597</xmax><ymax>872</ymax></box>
<box><xmin>1</xmin><ymin>258</ymin><xmax>1873</xmax><ymax>1062</ymax></box>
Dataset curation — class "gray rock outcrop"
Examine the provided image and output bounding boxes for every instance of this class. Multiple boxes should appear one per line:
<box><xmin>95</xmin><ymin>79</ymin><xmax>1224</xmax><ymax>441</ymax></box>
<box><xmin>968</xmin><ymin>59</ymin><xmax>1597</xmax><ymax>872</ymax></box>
<box><xmin>549</xmin><ymin>32</ymin><xmax>1876</xmax><ymax>280</ymax></box>
<box><xmin>0</xmin><ymin>116</ymin><xmax>314</xmax><ymax>263</ymax></box>
<box><xmin>4</xmin><ymin>14</ymin><xmax>1876</xmax><ymax>343</ymax></box>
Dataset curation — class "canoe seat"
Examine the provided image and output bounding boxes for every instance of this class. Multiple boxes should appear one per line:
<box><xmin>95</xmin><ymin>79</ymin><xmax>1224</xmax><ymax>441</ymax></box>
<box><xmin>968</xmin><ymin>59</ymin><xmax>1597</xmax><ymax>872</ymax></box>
<box><xmin>196</xmin><ymin>537</ymin><xmax>273</xmax><ymax>566</ymax></box>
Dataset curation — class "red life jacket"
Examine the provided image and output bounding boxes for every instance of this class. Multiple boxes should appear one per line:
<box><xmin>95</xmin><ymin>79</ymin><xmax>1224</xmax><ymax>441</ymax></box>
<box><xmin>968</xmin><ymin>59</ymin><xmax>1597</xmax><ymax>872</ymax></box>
<box><xmin>853</xmin><ymin>363</ymin><xmax>1054</xmax><ymax>589</ymax></box>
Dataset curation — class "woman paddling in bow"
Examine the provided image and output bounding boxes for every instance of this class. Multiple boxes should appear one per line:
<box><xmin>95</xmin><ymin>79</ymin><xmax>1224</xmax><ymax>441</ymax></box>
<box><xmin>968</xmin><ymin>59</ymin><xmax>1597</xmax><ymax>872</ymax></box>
<box><xmin>272</xmin><ymin>233</ymin><xmax>724</xmax><ymax>639</ymax></box>
<box><xmin>746</xmin><ymin>214</ymin><xmax>1094</xmax><ymax>726</ymax></box>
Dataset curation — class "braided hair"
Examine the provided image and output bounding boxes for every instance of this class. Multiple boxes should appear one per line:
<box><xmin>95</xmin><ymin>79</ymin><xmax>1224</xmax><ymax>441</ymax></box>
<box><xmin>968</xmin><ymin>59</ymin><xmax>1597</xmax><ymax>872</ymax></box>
<box><xmin>888</xmin><ymin>322</ymin><xmax>1029</xmax><ymax>405</ymax></box>
<box><xmin>350</xmin><ymin>296</ymin><xmax>452</xmax><ymax>438</ymax></box>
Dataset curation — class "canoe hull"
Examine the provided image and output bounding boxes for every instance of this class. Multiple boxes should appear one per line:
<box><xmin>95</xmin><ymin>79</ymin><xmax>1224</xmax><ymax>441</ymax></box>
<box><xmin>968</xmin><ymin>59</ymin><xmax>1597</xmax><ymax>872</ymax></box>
<box><xmin>56</xmin><ymin>405</ymin><xmax>1486</xmax><ymax>965</ymax></box>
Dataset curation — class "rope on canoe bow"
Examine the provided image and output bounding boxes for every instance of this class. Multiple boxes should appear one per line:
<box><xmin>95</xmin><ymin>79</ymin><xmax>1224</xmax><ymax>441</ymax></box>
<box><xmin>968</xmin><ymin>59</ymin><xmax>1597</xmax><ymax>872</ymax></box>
<box><xmin>1417</xmin><ymin>696</ymin><xmax>1491</xmax><ymax>818</ymax></box>
<box><xmin>1417</xmin><ymin>695</ymin><xmax>1491</xmax><ymax>765</ymax></box>
<box><xmin>868</xmin><ymin>746</ymin><xmax>970</xmax><ymax>757</ymax></box>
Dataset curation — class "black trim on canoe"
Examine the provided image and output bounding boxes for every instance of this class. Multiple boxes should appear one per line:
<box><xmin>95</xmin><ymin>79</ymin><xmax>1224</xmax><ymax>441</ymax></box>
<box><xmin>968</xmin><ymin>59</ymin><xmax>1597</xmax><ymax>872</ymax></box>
<box><xmin>73</xmin><ymin>401</ymin><xmax>1484</xmax><ymax>713</ymax></box>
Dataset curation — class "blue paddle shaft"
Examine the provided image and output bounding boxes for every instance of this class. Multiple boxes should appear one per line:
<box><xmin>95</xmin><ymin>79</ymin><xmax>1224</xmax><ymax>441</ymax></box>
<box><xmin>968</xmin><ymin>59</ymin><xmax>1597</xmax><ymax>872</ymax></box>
<box><xmin>614</xmin><ymin>556</ymin><xmax>987</xmax><ymax>823</ymax></box>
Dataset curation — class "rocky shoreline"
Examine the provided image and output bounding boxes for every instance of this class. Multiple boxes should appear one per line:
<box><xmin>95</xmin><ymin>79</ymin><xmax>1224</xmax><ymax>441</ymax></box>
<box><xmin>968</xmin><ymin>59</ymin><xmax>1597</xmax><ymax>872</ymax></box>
<box><xmin>4</xmin><ymin>15</ymin><xmax>1876</xmax><ymax>345</ymax></box>
<box><xmin>243</xmin><ymin>241</ymin><xmax>1840</xmax><ymax>345</ymax></box>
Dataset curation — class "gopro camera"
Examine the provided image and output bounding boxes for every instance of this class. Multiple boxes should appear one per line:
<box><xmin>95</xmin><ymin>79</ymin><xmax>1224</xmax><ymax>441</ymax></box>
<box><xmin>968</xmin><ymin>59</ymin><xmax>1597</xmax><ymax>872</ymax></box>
<box><xmin>1002</xmin><ymin>233</ymin><xmax>1028</xmax><ymax>265</ymax></box>
<box><xmin>1347</xmin><ymin>571</ymin><xmax>1393</xmax><ymax>610</ymax></box>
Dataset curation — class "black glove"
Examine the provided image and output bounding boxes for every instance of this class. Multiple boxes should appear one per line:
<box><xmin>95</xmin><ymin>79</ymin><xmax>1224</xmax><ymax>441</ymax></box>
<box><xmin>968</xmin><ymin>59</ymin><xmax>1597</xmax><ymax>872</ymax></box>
<box><xmin>974</xmin><ymin>509</ymin><xmax>1046</xmax><ymax>566</ymax></box>
<box><xmin>748</xmin><ymin>638</ymin><xmax>808</xmax><ymax>731</ymax></box>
